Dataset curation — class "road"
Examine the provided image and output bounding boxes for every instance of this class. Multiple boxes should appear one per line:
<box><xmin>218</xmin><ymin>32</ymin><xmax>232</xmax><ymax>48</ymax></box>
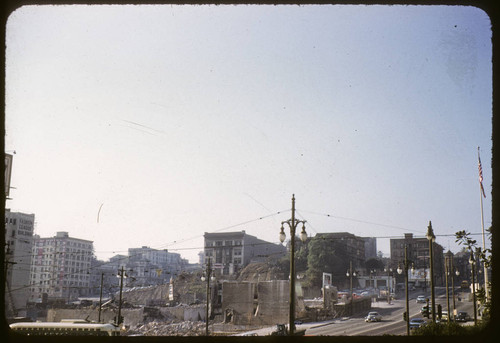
<box><xmin>304</xmin><ymin>287</ymin><xmax>474</xmax><ymax>336</ymax></box>
<box><xmin>237</xmin><ymin>287</ymin><xmax>475</xmax><ymax>336</ymax></box>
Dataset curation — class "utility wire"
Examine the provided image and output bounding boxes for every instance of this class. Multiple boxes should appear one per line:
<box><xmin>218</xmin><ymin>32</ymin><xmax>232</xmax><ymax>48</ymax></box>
<box><xmin>299</xmin><ymin>209</ymin><xmax>426</xmax><ymax>234</ymax></box>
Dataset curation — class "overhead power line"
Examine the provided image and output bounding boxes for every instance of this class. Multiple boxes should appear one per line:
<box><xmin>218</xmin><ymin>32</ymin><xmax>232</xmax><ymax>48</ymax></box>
<box><xmin>298</xmin><ymin>209</ymin><xmax>427</xmax><ymax>234</ymax></box>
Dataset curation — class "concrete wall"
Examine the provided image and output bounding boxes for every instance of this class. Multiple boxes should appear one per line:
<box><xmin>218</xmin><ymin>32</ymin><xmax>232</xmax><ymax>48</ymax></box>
<box><xmin>254</xmin><ymin>280</ymin><xmax>289</xmax><ymax>325</ymax></box>
<box><xmin>221</xmin><ymin>280</ymin><xmax>304</xmax><ymax>326</ymax></box>
<box><xmin>221</xmin><ymin>282</ymin><xmax>255</xmax><ymax>325</ymax></box>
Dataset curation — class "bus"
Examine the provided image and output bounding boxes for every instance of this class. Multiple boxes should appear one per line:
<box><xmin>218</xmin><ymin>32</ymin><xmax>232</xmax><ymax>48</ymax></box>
<box><xmin>9</xmin><ymin>321</ymin><xmax>121</xmax><ymax>336</ymax></box>
<box><xmin>461</xmin><ymin>280</ymin><xmax>469</xmax><ymax>289</ymax></box>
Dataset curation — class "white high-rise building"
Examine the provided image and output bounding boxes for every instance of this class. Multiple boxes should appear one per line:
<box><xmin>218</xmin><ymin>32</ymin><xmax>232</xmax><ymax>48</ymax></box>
<box><xmin>29</xmin><ymin>232</ymin><xmax>94</xmax><ymax>303</ymax></box>
<box><xmin>4</xmin><ymin>210</ymin><xmax>35</xmax><ymax>317</ymax></box>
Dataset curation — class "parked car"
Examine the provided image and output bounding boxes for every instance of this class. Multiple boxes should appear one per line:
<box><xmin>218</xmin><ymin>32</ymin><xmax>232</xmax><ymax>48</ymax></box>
<box><xmin>365</xmin><ymin>312</ymin><xmax>382</xmax><ymax>322</ymax></box>
<box><xmin>416</xmin><ymin>295</ymin><xmax>426</xmax><ymax>303</ymax></box>
<box><xmin>409</xmin><ymin>318</ymin><xmax>427</xmax><ymax>329</ymax></box>
<box><xmin>455</xmin><ymin>311</ymin><xmax>471</xmax><ymax>322</ymax></box>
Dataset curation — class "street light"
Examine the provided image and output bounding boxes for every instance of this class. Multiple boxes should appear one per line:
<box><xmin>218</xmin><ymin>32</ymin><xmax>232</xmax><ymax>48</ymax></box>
<box><xmin>397</xmin><ymin>245</ymin><xmax>410</xmax><ymax>336</ymax></box>
<box><xmin>279</xmin><ymin>194</ymin><xmax>307</xmax><ymax>336</ymax></box>
<box><xmin>469</xmin><ymin>251</ymin><xmax>477</xmax><ymax>325</ymax></box>
<box><xmin>384</xmin><ymin>266</ymin><xmax>393</xmax><ymax>304</ymax></box>
<box><xmin>346</xmin><ymin>261</ymin><xmax>356</xmax><ymax>314</ymax></box>
<box><xmin>426</xmin><ymin>221</ymin><xmax>436</xmax><ymax>322</ymax></box>
<box><xmin>445</xmin><ymin>254</ymin><xmax>451</xmax><ymax>323</ymax></box>
<box><xmin>201</xmin><ymin>258</ymin><xmax>216</xmax><ymax>336</ymax></box>
<box><xmin>454</xmin><ymin>268</ymin><xmax>460</xmax><ymax>315</ymax></box>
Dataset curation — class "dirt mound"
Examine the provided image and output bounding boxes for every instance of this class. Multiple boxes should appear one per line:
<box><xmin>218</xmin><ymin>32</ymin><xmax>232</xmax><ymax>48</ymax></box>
<box><xmin>237</xmin><ymin>262</ymin><xmax>284</xmax><ymax>282</ymax></box>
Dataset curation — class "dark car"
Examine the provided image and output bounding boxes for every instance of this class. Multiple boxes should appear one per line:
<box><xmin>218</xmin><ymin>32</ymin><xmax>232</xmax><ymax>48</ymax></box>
<box><xmin>455</xmin><ymin>311</ymin><xmax>470</xmax><ymax>322</ymax></box>
<box><xmin>409</xmin><ymin>318</ymin><xmax>427</xmax><ymax>329</ymax></box>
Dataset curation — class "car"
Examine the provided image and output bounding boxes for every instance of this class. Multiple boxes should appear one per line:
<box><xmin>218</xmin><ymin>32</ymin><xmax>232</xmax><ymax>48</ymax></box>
<box><xmin>455</xmin><ymin>311</ymin><xmax>471</xmax><ymax>322</ymax></box>
<box><xmin>365</xmin><ymin>312</ymin><xmax>382</xmax><ymax>322</ymax></box>
<box><xmin>416</xmin><ymin>295</ymin><xmax>426</xmax><ymax>303</ymax></box>
<box><xmin>409</xmin><ymin>318</ymin><xmax>427</xmax><ymax>329</ymax></box>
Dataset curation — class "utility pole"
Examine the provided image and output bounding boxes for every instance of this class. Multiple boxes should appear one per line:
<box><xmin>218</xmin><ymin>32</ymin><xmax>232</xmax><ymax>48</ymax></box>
<box><xmin>98</xmin><ymin>273</ymin><xmax>104</xmax><ymax>323</ymax></box>
<box><xmin>117</xmin><ymin>267</ymin><xmax>126</xmax><ymax>326</ymax></box>
<box><xmin>4</xmin><ymin>242</ymin><xmax>18</xmax><ymax>317</ymax></box>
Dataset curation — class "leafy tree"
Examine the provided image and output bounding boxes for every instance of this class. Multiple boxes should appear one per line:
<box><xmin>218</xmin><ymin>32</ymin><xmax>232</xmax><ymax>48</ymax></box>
<box><xmin>455</xmin><ymin>227</ymin><xmax>492</xmax><ymax>322</ymax></box>
<box><xmin>305</xmin><ymin>234</ymin><xmax>349</xmax><ymax>288</ymax></box>
<box><xmin>365</xmin><ymin>258</ymin><xmax>385</xmax><ymax>271</ymax></box>
<box><xmin>274</xmin><ymin>236</ymin><xmax>309</xmax><ymax>279</ymax></box>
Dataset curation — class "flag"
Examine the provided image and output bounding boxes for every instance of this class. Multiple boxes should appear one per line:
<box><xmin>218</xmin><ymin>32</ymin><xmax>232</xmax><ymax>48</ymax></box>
<box><xmin>478</xmin><ymin>153</ymin><xmax>486</xmax><ymax>198</ymax></box>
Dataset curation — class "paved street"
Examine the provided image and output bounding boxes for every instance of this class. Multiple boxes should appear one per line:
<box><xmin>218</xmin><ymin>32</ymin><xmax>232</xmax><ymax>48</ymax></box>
<box><xmin>235</xmin><ymin>287</ymin><xmax>476</xmax><ymax>336</ymax></box>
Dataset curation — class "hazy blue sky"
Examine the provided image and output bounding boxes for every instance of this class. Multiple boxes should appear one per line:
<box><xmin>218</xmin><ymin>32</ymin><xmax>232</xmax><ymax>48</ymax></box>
<box><xmin>5</xmin><ymin>5</ymin><xmax>492</xmax><ymax>263</ymax></box>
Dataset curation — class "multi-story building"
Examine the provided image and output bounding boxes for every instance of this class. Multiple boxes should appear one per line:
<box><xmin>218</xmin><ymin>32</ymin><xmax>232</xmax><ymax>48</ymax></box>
<box><xmin>4</xmin><ymin>210</ymin><xmax>35</xmax><ymax>317</ymax></box>
<box><xmin>203</xmin><ymin>231</ymin><xmax>286</xmax><ymax>276</ymax></box>
<box><xmin>88</xmin><ymin>257</ymin><xmax>121</xmax><ymax>297</ymax></box>
<box><xmin>362</xmin><ymin>237</ymin><xmax>377</xmax><ymax>259</ymax></box>
<box><xmin>29</xmin><ymin>232</ymin><xmax>94</xmax><ymax>303</ymax></box>
<box><xmin>126</xmin><ymin>246</ymin><xmax>186</xmax><ymax>286</ymax></box>
<box><xmin>390</xmin><ymin>233</ymin><xmax>445</xmax><ymax>286</ymax></box>
<box><xmin>314</xmin><ymin>232</ymin><xmax>368</xmax><ymax>269</ymax></box>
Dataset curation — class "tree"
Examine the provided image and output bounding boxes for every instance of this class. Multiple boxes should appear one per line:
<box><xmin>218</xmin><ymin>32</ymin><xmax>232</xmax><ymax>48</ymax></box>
<box><xmin>365</xmin><ymin>258</ymin><xmax>385</xmax><ymax>271</ymax></box>
<box><xmin>455</xmin><ymin>227</ymin><xmax>492</xmax><ymax>322</ymax></box>
<box><xmin>275</xmin><ymin>236</ymin><xmax>309</xmax><ymax>279</ymax></box>
<box><xmin>305</xmin><ymin>234</ymin><xmax>349</xmax><ymax>288</ymax></box>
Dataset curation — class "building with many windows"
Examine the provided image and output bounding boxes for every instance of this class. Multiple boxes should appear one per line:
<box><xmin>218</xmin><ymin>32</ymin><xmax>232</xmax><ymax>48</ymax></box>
<box><xmin>126</xmin><ymin>246</ymin><xmax>187</xmax><ymax>286</ymax></box>
<box><xmin>203</xmin><ymin>231</ymin><xmax>286</xmax><ymax>275</ymax></box>
<box><xmin>390</xmin><ymin>233</ymin><xmax>445</xmax><ymax>286</ymax></box>
<box><xmin>5</xmin><ymin>210</ymin><xmax>35</xmax><ymax>317</ymax></box>
<box><xmin>314</xmin><ymin>232</ymin><xmax>368</xmax><ymax>268</ymax></box>
<box><xmin>29</xmin><ymin>232</ymin><xmax>94</xmax><ymax>303</ymax></box>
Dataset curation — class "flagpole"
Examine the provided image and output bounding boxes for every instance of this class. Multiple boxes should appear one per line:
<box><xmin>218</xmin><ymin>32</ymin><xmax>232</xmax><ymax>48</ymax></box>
<box><xmin>478</xmin><ymin>147</ymin><xmax>489</xmax><ymax>301</ymax></box>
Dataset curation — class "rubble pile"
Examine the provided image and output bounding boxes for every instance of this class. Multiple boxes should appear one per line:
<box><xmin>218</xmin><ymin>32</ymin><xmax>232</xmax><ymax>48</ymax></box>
<box><xmin>126</xmin><ymin>320</ymin><xmax>206</xmax><ymax>336</ymax></box>
<box><xmin>237</xmin><ymin>262</ymin><xmax>284</xmax><ymax>282</ymax></box>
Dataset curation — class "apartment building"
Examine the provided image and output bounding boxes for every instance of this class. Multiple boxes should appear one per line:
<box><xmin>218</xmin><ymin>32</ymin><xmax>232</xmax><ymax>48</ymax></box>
<box><xmin>29</xmin><ymin>232</ymin><xmax>94</xmax><ymax>303</ymax></box>
<box><xmin>126</xmin><ymin>246</ymin><xmax>186</xmax><ymax>286</ymax></box>
<box><xmin>203</xmin><ymin>231</ymin><xmax>286</xmax><ymax>276</ymax></box>
<box><xmin>4</xmin><ymin>210</ymin><xmax>35</xmax><ymax>317</ymax></box>
<box><xmin>390</xmin><ymin>233</ymin><xmax>445</xmax><ymax>286</ymax></box>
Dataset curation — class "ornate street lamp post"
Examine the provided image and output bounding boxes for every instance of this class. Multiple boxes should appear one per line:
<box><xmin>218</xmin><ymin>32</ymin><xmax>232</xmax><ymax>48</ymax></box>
<box><xmin>454</xmin><ymin>269</ymin><xmax>460</xmax><ymax>319</ymax></box>
<box><xmin>280</xmin><ymin>194</ymin><xmax>307</xmax><ymax>336</ymax></box>
<box><xmin>201</xmin><ymin>258</ymin><xmax>216</xmax><ymax>336</ymax></box>
<box><xmin>426</xmin><ymin>221</ymin><xmax>436</xmax><ymax>322</ymax></box>
<box><xmin>384</xmin><ymin>266</ymin><xmax>393</xmax><ymax>304</ymax></box>
<box><xmin>397</xmin><ymin>245</ymin><xmax>411</xmax><ymax>336</ymax></box>
<box><xmin>469</xmin><ymin>251</ymin><xmax>477</xmax><ymax>325</ymax></box>
<box><xmin>445</xmin><ymin>255</ymin><xmax>451</xmax><ymax>322</ymax></box>
<box><xmin>346</xmin><ymin>261</ymin><xmax>356</xmax><ymax>314</ymax></box>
